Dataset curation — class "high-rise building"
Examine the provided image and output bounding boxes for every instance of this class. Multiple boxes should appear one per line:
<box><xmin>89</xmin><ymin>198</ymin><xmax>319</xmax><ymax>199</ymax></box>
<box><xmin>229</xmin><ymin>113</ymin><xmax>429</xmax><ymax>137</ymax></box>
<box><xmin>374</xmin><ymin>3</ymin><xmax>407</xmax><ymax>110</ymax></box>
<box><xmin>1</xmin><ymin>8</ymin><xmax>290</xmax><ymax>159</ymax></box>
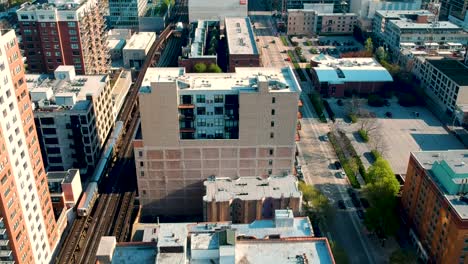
<box><xmin>28</xmin><ymin>66</ymin><xmax>129</xmax><ymax>173</ymax></box>
<box><xmin>401</xmin><ymin>150</ymin><xmax>468</xmax><ymax>263</ymax></box>
<box><xmin>0</xmin><ymin>29</ymin><xmax>58</xmax><ymax>264</ymax></box>
<box><xmin>133</xmin><ymin>67</ymin><xmax>301</xmax><ymax>216</ymax></box>
<box><xmin>108</xmin><ymin>0</ymin><xmax>147</xmax><ymax>29</ymax></box>
<box><xmin>17</xmin><ymin>0</ymin><xmax>110</xmax><ymax>75</ymax></box>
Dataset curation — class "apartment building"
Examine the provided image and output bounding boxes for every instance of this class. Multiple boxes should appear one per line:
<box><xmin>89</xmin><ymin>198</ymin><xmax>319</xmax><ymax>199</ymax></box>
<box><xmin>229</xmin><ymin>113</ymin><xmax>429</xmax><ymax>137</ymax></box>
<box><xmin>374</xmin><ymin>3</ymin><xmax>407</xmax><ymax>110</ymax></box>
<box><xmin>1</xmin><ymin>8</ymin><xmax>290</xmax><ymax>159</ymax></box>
<box><xmin>373</xmin><ymin>10</ymin><xmax>468</xmax><ymax>53</ymax></box>
<box><xmin>188</xmin><ymin>0</ymin><xmax>247</xmax><ymax>22</ymax></box>
<box><xmin>401</xmin><ymin>150</ymin><xmax>468</xmax><ymax>263</ymax></box>
<box><xmin>134</xmin><ymin>67</ymin><xmax>301</xmax><ymax>216</ymax></box>
<box><xmin>122</xmin><ymin>32</ymin><xmax>156</xmax><ymax>69</ymax></box>
<box><xmin>412</xmin><ymin>57</ymin><xmax>468</xmax><ymax>118</ymax></box>
<box><xmin>225</xmin><ymin>17</ymin><xmax>260</xmax><ymax>72</ymax></box>
<box><xmin>0</xmin><ymin>29</ymin><xmax>58</xmax><ymax>264</ymax></box>
<box><xmin>28</xmin><ymin>66</ymin><xmax>115</xmax><ymax>173</ymax></box>
<box><xmin>108</xmin><ymin>0</ymin><xmax>147</xmax><ymax>29</ymax></box>
<box><xmin>203</xmin><ymin>175</ymin><xmax>302</xmax><ymax>223</ymax></box>
<box><xmin>440</xmin><ymin>0</ymin><xmax>468</xmax><ymax>30</ymax></box>
<box><xmin>287</xmin><ymin>5</ymin><xmax>357</xmax><ymax>35</ymax></box>
<box><xmin>350</xmin><ymin>0</ymin><xmax>421</xmax><ymax>19</ymax></box>
<box><xmin>17</xmin><ymin>0</ymin><xmax>110</xmax><ymax>75</ymax></box>
<box><xmin>286</xmin><ymin>0</ymin><xmax>347</xmax><ymax>12</ymax></box>
<box><xmin>97</xmin><ymin>210</ymin><xmax>334</xmax><ymax>264</ymax></box>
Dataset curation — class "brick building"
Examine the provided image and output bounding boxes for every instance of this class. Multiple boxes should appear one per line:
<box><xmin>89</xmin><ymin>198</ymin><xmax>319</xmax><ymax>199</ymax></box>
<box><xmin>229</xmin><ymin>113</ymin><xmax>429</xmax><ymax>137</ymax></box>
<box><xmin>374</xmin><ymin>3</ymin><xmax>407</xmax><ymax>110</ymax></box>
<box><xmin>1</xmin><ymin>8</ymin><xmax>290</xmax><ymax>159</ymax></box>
<box><xmin>17</xmin><ymin>0</ymin><xmax>110</xmax><ymax>75</ymax></box>
<box><xmin>203</xmin><ymin>175</ymin><xmax>302</xmax><ymax>223</ymax></box>
<box><xmin>401</xmin><ymin>150</ymin><xmax>468</xmax><ymax>263</ymax></box>
<box><xmin>225</xmin><ymin>17</ymin><xmax>260</xmax><ymax>72</ymax></box>
<box><xmin>0</xmin><ymin>29</ymin><xmax>59</xmax><ymax>264</ymax></box>
<box><xmin>134</xmin><ymin>67</ymin><xmax>301</xmax><ymax>216</ymax></box>
<box><xmin>308</xmin><ymin>54</ymin><xmax>393</xmax><ymax>97</ymax></box>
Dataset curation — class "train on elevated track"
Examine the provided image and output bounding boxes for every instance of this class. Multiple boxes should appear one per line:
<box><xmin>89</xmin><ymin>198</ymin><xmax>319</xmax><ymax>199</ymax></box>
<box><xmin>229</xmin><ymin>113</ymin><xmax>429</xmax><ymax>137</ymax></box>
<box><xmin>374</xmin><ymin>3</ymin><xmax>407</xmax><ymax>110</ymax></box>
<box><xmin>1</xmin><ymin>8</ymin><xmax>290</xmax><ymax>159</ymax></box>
<box><xmin>76</xmin><ymin>121</ymin><xmax>124</xmax><ymax>217</ymax></box>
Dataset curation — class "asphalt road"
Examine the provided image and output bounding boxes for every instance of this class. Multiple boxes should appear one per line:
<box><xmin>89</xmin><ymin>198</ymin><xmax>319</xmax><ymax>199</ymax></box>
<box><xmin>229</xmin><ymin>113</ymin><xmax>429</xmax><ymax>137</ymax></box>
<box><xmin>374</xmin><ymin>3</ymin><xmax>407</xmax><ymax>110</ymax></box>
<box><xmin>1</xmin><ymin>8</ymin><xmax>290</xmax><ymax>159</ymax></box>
<box><xmin>250</xmin><ymin>14</ymin><xmax>288</xmax><ymax>68</ymax></box>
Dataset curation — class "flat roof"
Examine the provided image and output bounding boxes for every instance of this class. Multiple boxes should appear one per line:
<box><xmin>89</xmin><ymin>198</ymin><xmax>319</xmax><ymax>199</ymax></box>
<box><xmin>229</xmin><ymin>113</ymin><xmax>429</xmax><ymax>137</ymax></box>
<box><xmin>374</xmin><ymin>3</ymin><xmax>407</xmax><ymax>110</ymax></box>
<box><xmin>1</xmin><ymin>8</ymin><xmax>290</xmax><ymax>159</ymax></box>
<box><xmin>111</xmin><ymin>244</ymin><xmax>157</xmax><ymax>264</ymax></box>
<box><xmin>413</xmin><ymin>150</ymin><xmax>468</xmax><ymax>220</ymax></box>
<box><xmin>312</xmin><ymin>54</ymin><xmax>393</xmax><ymax>84</ymax></box>
<box><xmin>123</xmin><ymin>32</ymin><xmax>156</xmax><ymax>50</ymax></box>
<box><xmin>203</xmin><ymin>175</ymin><xmax>301</xmax><ymax>202</ymax></box>
<box><xmin>391</xmin><ymin>20</ymin><xmax>461</xmax><ymax>30</ymax></box>
<box><xmin>47</xmin><ymin>169</ymin><xmax>79</xmax><ymax>183</ymax></box>
<box><xmin>426</xmin><ymin>59</ymin><xmax>468</xmax><ymax>86</ymax></box>
<box><xmin>225</xmin><ymin>17</ymin><xmax>258</xmax><ymax>55</ymax></box>
<box><xmin>376</xmin><ymin>9</ymin><xmax>434</xmax><ymax>18</ymax></box>
<box><xmin>141</xmin><ymin>67</ymin><xmax>301</xmax><ymax>93</ymax></box>
<box><xmin>27</xmin><ymin>69</ymin><xmax>107</xmax><ymax>110</ymax></box>
<box><xmin>235</xmin><ymin>238</ymin><xmax>334</xmax><ymax>264</ymax></box>
<box><xmin>189</xmin><ymin>217</ymin><xmax>313</xmax><ymax>239</ymax></box>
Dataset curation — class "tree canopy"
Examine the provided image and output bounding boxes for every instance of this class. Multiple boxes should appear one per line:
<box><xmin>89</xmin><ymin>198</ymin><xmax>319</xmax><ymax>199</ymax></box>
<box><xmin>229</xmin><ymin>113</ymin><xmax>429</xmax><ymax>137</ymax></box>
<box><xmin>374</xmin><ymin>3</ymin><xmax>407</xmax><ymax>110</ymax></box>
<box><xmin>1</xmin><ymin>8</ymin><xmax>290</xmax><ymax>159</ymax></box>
<box><xmin>365</xmin><ymin>37</ymin><xmax>374</xmax><ymax>53</ymax></box>
<box><xmin>208</xmin><ymin>63</ymin><xmax>222</xmax><ymax>73</ymax></box>
<box><xmin>193</xmin><ymin>63</ymin><xmax>207</xmax><ymax>73</ymax></box>
<box><xmin>363</xmin><ymin>157</ymin><xmax>400</xmax><ymax>236</ymax></box>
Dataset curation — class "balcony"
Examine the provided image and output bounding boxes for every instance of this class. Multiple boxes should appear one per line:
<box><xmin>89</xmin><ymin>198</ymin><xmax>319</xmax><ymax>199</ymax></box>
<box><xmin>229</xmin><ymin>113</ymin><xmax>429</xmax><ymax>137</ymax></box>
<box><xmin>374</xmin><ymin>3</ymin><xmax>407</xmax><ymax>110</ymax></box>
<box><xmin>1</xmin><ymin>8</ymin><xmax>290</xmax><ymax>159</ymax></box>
<box><xmin>180</xmin><ymin>127</ymin><xmax>195</xmax><ymax>133</ymax></box>
<box><xmin>178</xmin><ymin>104</ymin><xmax>194</xmax><ymax>109</ymax></box>
<box><xmin>179</xmin><ymin>114</ymin><xmax>194</xmax><ymax>121</ymax></box>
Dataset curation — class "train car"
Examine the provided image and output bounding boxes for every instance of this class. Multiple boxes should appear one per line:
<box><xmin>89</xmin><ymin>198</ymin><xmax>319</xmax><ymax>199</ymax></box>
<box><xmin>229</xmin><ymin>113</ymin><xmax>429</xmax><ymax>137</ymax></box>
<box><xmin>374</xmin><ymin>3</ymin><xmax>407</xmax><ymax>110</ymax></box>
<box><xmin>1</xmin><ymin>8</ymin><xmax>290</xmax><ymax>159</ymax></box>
<box><xmin>91</xmin><ymin>121</ymin><xmax>125</xmax><ymax>183</ymax></box>
<box><xmin>77</xmin><ymin>182</ymin><xmax>98</xmax><ymax>217</ymax></box>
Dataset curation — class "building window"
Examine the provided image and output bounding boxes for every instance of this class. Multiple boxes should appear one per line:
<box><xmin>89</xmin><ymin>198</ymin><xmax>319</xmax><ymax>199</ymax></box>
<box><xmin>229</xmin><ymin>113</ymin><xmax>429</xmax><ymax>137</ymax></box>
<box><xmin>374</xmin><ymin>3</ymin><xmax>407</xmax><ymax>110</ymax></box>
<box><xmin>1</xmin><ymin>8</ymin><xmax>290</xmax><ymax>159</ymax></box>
<box><xmin>268</xmin><ymin>169</ymin><xmax>272</xmax><ymax>175</ymax></box>
<box><xmin>272</xmin><ymin>97</ymin><xmax>276</xmax><ymax>103</ymax></box>
<box><xmin>196</xmin><ymin>95</ymin><xmax>205</xmax><ymax>103</ymax></box>
<box><xmin>271</xmin><ymin>109</ymin><xmax>275</xmax><ymax>115</ymax></box>
<box><xmin>214</xmin><ymin>94</ymin><xmax>224</xmax><ymax>103</ymax></box>
<box><xmin>214</xmin><ymin>107</ymin><xmax>223</xmax><ymax>115</ymax></box>
<box><xmin>71</xmin><ymin>44</ymin><xmax>79</xmax><ymax>49</ymax></box>
<box><xmin>268</xmin><ymin>160</ymin><xmax>273</xmax><ymax>166</ymax></box>
<box><xmin>269</xmin><ymin>149</ymin><xmax>274</xmax><ymax>156</ymax></box>
<box><xmin>197</xmin><ymin>107</ymin><xmax>206</xmax><ymax>115</ymax></box>
<box><xmin>271</xmin><ymin>121</ymin><xmax>275</xmax><ymax>127</ymax></box>
<box><xmin>270</xmin><ymin>132</ymin><xmax>274</xmax><ymax>138</ymax></box>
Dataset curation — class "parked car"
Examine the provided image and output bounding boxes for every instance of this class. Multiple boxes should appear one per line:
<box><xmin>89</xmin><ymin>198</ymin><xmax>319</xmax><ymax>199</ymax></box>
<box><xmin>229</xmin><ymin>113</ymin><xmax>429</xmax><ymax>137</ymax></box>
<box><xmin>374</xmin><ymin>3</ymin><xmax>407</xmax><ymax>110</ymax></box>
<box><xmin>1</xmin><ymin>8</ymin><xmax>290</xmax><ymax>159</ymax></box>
<box><xmin>356</xmin><ymin>209</ymin><xmax>365</xmax><ymax>219</ymax></box>
<box><xmin>323</xmin><ymin>135</ymin><xmax>329</xmax><ymax>141</ymax></box>
<box><xmin>334</xmin><ymin>161</ymin><xmax>342</xmax><ymax>169</ymax></box>
<box><xmin>385</xmin><ymin>111</ymin><xmax>393</xmax><ymax>118</ymax></box>
<box><xmin>339</xmin><ymin>171</ymin><xmax>346</xmax><ymax>178</ymax></box>
<box><xmin>337</xmin><ymin>200</ymin><xmax>346</xmax><ymax>209</ymax></box>
<box><xmin>285</xmin><ymin>57</ymin><xmax>291</xmax><ymax>61</ymax></box>
<box><xmin>337</xmin><ymin>99</ymin><xmax>344</xmax><ymax>106</ymax></box>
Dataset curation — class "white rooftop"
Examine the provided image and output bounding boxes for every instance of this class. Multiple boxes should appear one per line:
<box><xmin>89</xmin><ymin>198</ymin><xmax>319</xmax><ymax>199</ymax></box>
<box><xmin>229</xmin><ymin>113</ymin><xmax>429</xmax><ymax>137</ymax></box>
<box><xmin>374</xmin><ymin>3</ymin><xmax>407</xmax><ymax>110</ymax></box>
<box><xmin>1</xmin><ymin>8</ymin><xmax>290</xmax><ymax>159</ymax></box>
<box><xmin>376</xmin><ymin>9</ymin><xmax>434</xmax><ymax>18</ymax></box>
<box><xmin>203</xmin><ymin>175</ymin><xmax>301</xmax><ymax>202</ymax></box>
<box><xmin>225</xmin><ymin>17</ymin><xmax>258</xmax><ymax>55</ymax></box>
<box><xmin>141</xmin><ymin>67</ymin><xmax>301</xmax><ymax>93</ymax></box>
<box><xmin>27</xmin><ymin>66</ymin><xmax>107</xmax><ymax>110</ymax></box>
<box><xmin>311</xmin><ymin>54</ymin><xmax>393</xmax><ymax>84</ymax></box>
<box><xmin>123</xmin><ymin>32</ymin><xmax>156</xmax><ymax>50</ymax></box>
<box><xmin>235</xmin><ymin>238</ymin><xmax>334</xmax><ymax>264</ymax></box>
<box><xmin>391</xmin><ymin>20</ymin><xmax>461</xmax><ymax>30</ymax></box>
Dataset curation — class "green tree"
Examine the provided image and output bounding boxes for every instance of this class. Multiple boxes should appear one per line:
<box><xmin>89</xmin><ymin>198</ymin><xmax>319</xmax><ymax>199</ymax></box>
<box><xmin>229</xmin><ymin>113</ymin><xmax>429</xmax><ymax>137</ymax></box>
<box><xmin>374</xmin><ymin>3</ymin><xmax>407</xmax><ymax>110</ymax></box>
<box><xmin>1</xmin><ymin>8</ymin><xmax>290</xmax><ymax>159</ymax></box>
<box><xmin>364</xmin><ymin>158</ymin><xmax>400</xmax><ymax>236</ymax></box>
<box><xmin>208</xmin><ymin>63</ymin><xmax>222</xmax><ymax>73</ymax></box>
<box><xmin>389</xmin><ymin>249</ymin><xmax>417</xmax><ymax>264</ymax></box>
<box><xmin>365</xmin><ymin>37</ymin><xmax>374</xmax><ymax>53</ymax></box>
<box><xmin>298</xmin><ymin>182</ymin><xmax>334</xmax><ymax>221</ymax></box>
<box><xmin>376</xmin><ymin>46</ymin><xmax>387</xmax><ymax>62</ymax></box>
<box><xmin>193</xmin><ymin>63</ymin><xmax>207</xmax><ymax>73</ymax></box>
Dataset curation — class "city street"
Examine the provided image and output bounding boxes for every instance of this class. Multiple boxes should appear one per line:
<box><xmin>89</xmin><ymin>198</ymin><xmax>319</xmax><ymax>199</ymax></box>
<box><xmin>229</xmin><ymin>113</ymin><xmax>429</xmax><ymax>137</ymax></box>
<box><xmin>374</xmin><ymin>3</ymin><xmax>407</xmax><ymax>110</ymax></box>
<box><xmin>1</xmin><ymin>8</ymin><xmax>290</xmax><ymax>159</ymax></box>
<box><xmin>250</xmin><ymin>14</ymin><xmax>288</xmax><ymax>68</ymax></box>
<box><xmin>249</xmin><ymin>13</ymin><xmax>395</xmax><ymax>263</ymax></box>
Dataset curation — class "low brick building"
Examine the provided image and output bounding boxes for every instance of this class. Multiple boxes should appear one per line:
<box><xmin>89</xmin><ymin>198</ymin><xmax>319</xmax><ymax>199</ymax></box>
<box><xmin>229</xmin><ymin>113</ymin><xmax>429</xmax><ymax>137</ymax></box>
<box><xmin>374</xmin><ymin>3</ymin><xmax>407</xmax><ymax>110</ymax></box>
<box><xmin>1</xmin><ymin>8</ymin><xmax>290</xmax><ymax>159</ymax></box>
<box><xmin>225</xmin><ymin>17</ymin><xmax>260</xmax><ymax>72</ymax></box>
<box><xmin>309</xmin><ymin>54</ymin><xmax>393</xmax><ymax>97</ymax></box>
<box><xmin>203</xmin><ymin>175</ymin><xmax>302</xmax><ymax>223</ymax></box>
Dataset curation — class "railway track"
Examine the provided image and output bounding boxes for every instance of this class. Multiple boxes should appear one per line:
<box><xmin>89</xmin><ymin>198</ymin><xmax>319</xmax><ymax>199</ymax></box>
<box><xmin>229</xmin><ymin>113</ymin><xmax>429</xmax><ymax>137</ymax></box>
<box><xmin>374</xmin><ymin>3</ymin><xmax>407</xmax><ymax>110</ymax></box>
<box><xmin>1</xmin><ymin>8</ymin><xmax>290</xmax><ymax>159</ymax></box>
<box><xmin>54</xmin><ymin>2</ymin><xmax>187</xmax><ymax>262</ymax></box>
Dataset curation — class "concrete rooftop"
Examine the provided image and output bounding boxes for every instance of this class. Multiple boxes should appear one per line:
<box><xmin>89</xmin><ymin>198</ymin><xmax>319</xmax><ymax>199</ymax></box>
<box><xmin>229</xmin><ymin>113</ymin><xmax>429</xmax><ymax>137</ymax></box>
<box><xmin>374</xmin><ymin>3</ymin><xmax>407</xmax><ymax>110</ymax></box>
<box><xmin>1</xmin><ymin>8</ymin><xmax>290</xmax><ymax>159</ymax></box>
<box><xmin>225</xmin><ymin>17</ymin><xmax>258</xmax><ymax>55</ymax></box>
<box><xmin>141</xmin><ymin>67</ymin><xmax>301</xmax><ymax>93</ymax></box>
<box><xmin>203</xmin><ymin>175</ymin><xmax>301</xmax><ymax>202</ymax></box>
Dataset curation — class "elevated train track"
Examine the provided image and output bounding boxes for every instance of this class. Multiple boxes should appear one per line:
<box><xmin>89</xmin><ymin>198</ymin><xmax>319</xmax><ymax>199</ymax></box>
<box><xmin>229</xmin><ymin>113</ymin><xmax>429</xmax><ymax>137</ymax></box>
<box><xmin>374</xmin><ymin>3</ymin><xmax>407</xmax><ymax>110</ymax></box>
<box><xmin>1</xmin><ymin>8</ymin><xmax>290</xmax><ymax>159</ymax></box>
<box><xmin>54</xmin><ymin>4</ymin><xmax>186</xmax><ymax>262</ymax></box>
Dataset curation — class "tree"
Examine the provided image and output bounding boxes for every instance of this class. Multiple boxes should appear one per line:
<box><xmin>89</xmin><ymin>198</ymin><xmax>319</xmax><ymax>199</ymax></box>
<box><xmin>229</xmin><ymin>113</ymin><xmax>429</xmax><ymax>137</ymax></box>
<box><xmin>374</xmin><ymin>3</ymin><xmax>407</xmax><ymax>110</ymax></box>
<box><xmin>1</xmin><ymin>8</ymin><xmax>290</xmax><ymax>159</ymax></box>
<box><xmin>389</xmin><ymin>249</ymin><xmax>417</xmax><ymax>264</ymax></box>
<box><xmin>193</xmin><ymin>63</ymin><xmax>207</xmax><ymax>73</ymax></box>
<box><xmin>375</xmin><ymin>46</ymin><xmax>387</xmax><ymax>63</ymax></box>
<box><xmin>298</xmin><ymin>182</ymin><xmax>334</xmax><ymax>222</ymax></box>
<box><xmin>347</xmin><ymin>157</ymin><xmax>359</xmax><ymax>178</ymax></box>
<box><xmin>363</xmin><ymin>158</ymin><xmax>400</xmax><ymax>236</ymax></box>
<box><xmin>207</xmin><ymin>63</ymin><xmax>222</xmax><ymax>73</ymax></box>
<box><xmin>365</xmin><ymin>37</ymin><xmax>373</xmax><ymax>53</ymax></box>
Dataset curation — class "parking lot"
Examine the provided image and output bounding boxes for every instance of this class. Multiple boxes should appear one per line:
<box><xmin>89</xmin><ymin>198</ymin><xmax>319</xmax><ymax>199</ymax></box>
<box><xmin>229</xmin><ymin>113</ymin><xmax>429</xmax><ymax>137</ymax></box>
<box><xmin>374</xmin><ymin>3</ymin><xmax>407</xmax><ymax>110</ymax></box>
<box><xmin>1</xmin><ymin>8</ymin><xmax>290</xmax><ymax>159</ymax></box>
<box><xmin>328</xmin><ymin>97</ymin><xmax>466</xmax><ymax>175</ymax></box>
<box><xmin>290</xmin><ymin>35</ymin><xmax>364</xmax><ymax>61</ymax></box>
